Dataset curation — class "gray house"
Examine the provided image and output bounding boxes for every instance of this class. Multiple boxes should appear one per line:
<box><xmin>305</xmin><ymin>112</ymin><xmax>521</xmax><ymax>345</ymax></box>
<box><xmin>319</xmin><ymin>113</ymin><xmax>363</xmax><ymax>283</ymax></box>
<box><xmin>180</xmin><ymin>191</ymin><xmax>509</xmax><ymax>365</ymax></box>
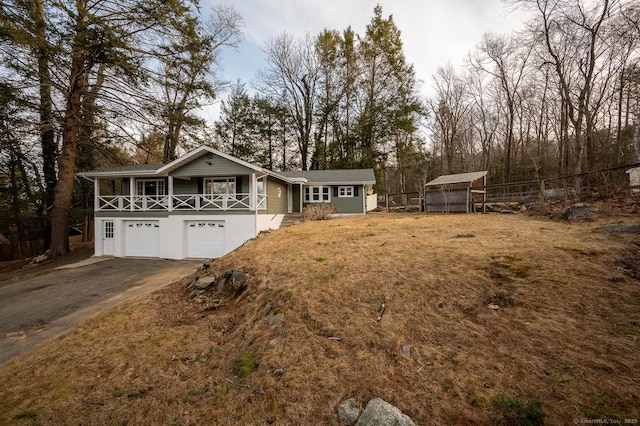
<box><xmin>78</xmin><ymin>146</ymin><xmax>376</xmax><ymax>260</ymax></box>
<box><xmin>280</xmin><ymin>169</ymin><xmax>377</xmax><ymax>215</ymax></box>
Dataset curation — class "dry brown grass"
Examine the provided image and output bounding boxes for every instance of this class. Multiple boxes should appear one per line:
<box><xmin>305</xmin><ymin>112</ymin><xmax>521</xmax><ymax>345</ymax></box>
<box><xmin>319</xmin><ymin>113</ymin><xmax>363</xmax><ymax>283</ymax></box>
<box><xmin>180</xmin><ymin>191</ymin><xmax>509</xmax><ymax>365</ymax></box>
<box><xmin>1</xmin><ymin>213</ymin><xmax>639</xmax><ymax>424</ymax></box>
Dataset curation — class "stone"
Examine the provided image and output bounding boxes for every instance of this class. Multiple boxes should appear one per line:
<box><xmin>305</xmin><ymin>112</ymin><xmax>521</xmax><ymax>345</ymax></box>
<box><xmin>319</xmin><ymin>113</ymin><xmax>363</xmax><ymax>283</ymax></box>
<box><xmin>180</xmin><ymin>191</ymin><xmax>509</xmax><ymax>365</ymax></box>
<box><xmin>599</xmin><ymin>224</ymin><xmax>640</xmax><ymax>234</ymax></box>
<box><xmin>355</xmin><ymin>398</ymin><xmax>415</xmax><ymax>426</ymax></box>
<box><xmin>194</xmin><ymin>276</ymin><xmax>216</xmax><ymax>290</ymax></box>
<box><xmin>562</xmin><ymin>203</ymin><xmax>597</xmax><ymax>220</ymax></box>
<box><xmin>402</xmin><ymin>345</ymin><xmax>411</xmax><ymax>356</ymax></box>
<box><xmin>338</xmin><ymin>398</ymin><xmax>361</xmax><ymax>426</ymax></box>
<box><xmin>216</xmin><ymin>269</ymin><xmax>247</xmax><ymax>296</ymax></box>
<box><xmin>267</xmin><ymin>312</ymin><xmax>284</xmax><ymax>329</ymax></box>
<box><xmin>271</xmin><ymin>368</ymin><xmax>285</xmax><ymax>378</ymax></box>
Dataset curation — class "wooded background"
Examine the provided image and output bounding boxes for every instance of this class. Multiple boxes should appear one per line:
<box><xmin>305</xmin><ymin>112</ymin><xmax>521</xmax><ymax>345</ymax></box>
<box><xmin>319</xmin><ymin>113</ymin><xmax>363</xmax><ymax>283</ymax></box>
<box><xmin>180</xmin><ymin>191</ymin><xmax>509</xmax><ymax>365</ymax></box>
<box><xmin>0</xmin><ymin>0</ymin><xmax>639</xmax><ymax>257</ymax></box>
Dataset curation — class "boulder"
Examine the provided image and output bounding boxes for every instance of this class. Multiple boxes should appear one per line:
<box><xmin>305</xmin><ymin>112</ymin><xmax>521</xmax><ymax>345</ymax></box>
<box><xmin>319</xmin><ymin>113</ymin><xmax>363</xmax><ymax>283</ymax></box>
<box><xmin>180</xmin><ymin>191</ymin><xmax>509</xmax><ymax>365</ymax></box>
<box><xmin>194</xmin><ymin>276</ymin><xmax>216</xmax><ymax>290</ymax></box>
<box><xmin>562</xmin><ymin>203</ymin><xmax>597</xmax><ymax>220</ymax></box>
<box><xmin>338</xmin><ymin>398</ymin><xmax>361</xmax><ymax>426</ymax></box>
<box><xmin>216</xmin><ymin>269</ymin><xmax>247</xmax><ymax>296</ymax></box>
<box><xmin>355</xmin><ymin>398</ymin><xmax>415</xmax><ymax>426</ymax></box>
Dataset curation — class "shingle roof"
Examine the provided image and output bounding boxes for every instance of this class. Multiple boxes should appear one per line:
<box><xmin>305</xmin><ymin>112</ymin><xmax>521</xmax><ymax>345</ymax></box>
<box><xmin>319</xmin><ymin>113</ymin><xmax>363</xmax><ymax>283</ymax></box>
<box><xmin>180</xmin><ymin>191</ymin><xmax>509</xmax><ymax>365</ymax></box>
<box><xmin>84</xmin><ymin>164</ymin><xmax>162</xmax><ymax>173</ymax></box>
<box><xmin>280</xmin><ymin>169</ymin><xmax>376</xmax><ymax>184</ymax></box>
<box><xmin>425</xmin><ymin>171</ymin><xmax>488</xmax><ymax>186</ymax></box>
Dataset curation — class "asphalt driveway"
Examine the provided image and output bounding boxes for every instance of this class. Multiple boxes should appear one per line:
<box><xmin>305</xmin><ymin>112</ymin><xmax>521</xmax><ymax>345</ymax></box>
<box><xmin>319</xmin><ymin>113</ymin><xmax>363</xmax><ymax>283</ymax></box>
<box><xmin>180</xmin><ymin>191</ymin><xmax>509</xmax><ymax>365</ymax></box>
<box><xmin>0</xmin><ymin>257</ymin><xmax>200</xmax><ymax>364</ymax></box>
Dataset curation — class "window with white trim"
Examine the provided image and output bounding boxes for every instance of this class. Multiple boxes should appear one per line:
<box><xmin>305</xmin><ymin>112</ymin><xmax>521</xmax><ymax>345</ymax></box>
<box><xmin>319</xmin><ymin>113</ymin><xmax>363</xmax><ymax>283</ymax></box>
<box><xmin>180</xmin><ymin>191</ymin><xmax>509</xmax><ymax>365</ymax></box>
<box><xmin>136</xmin><ymin>179</ymin><xmax>165</xmax><ymax>197</ymax></box>
<box><xmin>338</xmin><ymin>186</ymin><xmax>354</xmax><ymax>197</ymax></box>
<box><xmin>204</xmin><ymin>177</ymin><xmax>236</xmax><ymax>197</ymax></box>
<box><xmin>304</xmin><ymin>186</ymin><xmax>330</xmax><ymax>203</ymax></box>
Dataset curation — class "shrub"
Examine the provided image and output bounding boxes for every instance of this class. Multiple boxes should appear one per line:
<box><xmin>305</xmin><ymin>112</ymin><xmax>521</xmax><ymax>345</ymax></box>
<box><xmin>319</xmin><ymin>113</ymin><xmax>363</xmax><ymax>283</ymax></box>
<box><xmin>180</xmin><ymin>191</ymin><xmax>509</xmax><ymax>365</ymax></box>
<box><xmin>302</xmin><ymin>203</ymin><xmax>339</xmax><ymax>221</ymax></box>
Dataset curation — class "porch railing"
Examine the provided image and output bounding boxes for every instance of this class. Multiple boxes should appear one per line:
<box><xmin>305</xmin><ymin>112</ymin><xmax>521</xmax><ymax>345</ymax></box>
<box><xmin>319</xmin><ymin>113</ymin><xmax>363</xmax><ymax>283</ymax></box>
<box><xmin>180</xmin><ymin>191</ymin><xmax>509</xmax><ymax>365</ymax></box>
<box><xmin>97</xmin><ymin>193</ymin><xmax>267</xmax><ymax>212</ymax></box>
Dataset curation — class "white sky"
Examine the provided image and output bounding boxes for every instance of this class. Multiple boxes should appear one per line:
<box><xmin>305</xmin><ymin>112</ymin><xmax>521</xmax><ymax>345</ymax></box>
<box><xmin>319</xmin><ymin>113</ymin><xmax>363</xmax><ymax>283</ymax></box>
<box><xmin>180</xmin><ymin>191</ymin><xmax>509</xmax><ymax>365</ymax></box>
<box><xmin>200</xmin><ymin>0</ymin><xmax>533</xmax><ymax>123</ymax></box>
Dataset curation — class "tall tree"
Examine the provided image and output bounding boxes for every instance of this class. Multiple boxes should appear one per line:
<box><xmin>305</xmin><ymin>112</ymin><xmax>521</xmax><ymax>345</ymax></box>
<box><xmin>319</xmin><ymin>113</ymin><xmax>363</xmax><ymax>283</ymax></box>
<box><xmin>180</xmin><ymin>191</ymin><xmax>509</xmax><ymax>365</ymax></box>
<box><xmin>154</xmin><ymin>5</ymin><xmax>243</xmax><ymax>162</ymax></box>
<box><xmin>258</xmin><ymin>33</ymin><xmax>319</xmax><ymax>170</ymax></box>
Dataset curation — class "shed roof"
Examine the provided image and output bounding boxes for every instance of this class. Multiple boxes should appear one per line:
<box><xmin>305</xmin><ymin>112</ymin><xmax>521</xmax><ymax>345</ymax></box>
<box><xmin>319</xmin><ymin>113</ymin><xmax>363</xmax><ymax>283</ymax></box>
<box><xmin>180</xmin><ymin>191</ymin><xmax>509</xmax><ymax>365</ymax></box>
<box><xmin>279</xmin><ymin>169</ymin><xmax>376</xmax><ymax>185</ymax></box>
<box><xmin>425</xmin><ymin>171</ymin><xmax>488</xmax><ymax>187</ymax></box>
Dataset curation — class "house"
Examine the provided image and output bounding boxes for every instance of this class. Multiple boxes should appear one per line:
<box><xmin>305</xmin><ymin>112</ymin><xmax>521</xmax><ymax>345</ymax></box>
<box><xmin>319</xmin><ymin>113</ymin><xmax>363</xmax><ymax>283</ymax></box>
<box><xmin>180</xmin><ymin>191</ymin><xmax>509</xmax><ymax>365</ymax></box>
<box><xmin>78</xmin><ymin>146</ymin><xmax>376</xmax><ymax>260</ymax></box>
<box><xmin>280</xmin><ymin>169</ymin><xmax>377</xmax><ymax>215</ymax></box>
<box><xmin>424</xmin><ymin>171</ymin><xmax>488</xmax><ymax>213</ymax></box>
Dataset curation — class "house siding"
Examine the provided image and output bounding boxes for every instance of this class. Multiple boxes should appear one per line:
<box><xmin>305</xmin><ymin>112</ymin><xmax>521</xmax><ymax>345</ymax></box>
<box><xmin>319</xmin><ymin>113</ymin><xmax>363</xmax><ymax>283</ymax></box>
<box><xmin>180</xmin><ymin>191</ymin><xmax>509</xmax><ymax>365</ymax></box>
<box><xmin>173</xmin><ymin>178</ymin><xmax>198</xmax><ymax>194</ymax></box>
<box><xmin>171</xmin><ymin>153</ymin><xmax>254</xmax><ymax>177</ymax></box>
<box><xmin>301</xmin><ymin>185</ymin><xmax>365</xmax><ymax>214</ymax></box>
<box><xmin>94</xmin><ymin>214</ymin><xmax>255</xmax><ymax>259</ymax></box>
<box><xmin>263</xmin><ymin>176</ymin><xmax>288</xmax><ymax>215</ymax></box>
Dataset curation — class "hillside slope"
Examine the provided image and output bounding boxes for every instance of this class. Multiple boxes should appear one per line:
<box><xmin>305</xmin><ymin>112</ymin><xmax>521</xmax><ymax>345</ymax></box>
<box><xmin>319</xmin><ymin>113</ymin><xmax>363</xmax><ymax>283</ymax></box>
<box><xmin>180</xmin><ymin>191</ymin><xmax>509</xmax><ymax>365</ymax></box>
<box><xmin>1</xmin><ymin>213</ymin><xmax>639</xmax><ymax>424</ymax></box>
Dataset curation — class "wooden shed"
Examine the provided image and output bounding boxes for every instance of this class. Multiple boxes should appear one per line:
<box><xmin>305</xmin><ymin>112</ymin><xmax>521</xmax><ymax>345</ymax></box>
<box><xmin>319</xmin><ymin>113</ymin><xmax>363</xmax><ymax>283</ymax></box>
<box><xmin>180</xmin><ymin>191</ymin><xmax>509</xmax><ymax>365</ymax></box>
<box><xmin>424</xmin><ymin>171</ymin><xmax>488</xmax><ymax>213</ymax></box>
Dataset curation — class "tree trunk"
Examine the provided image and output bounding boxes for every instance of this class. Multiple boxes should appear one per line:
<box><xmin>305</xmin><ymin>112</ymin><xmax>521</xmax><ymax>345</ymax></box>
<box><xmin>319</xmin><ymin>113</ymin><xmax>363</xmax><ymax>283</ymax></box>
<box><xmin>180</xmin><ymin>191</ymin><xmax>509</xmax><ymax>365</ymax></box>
<box><xmin>9</xmin><ymin>148</ymin><xmax>28</xmax><ymax>257</ymax></box>
<box><xmin>633</xmin><ymin>112</ymin><xmax>640</xmax><ymax>163</ymax></box>
<box><xmin>49</xmin><ymin>1</ymin><xmax>89</xmax><ymax>258</ymax></box>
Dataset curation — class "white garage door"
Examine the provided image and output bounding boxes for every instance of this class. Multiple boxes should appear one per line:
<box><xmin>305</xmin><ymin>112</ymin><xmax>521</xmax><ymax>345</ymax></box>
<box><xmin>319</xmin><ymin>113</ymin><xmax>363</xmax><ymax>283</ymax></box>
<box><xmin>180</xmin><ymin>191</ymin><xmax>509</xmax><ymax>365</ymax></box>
<box><xmin>124</xmin><ymin>221</ymin><xmax>160</xmax><ymax>257</ymax></box>
<box><xmin>186</xmin><ymin>221</ymin><xmax>226</xmax><ymax>258</ymax></box>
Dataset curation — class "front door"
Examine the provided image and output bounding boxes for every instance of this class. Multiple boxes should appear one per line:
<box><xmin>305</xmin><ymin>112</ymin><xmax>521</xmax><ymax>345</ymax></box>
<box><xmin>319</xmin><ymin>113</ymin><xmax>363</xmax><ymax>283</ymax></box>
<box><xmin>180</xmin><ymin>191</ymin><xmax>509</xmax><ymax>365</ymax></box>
<box><xmin>103</xmin><ymin>220</ymin><xmax>114</xmax><ymax>255</ymax></box>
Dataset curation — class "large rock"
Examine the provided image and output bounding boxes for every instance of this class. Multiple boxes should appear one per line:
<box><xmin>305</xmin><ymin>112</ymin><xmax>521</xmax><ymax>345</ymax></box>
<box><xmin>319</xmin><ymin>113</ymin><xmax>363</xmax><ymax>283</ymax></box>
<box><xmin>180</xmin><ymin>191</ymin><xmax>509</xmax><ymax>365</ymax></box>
<box><xmin>355</xmin><ymin>398</ymin><xmax>415</xmax><ymax>426</ymax></box>
<box><xmin>562</xmin><ymin>203</ymin><xmax>597</xmax><ymax>220</ymax></box>
<box><xmin>338</xmin><ymin>398</ymin><xmax>361</xmax><ymax>425</ymax></box>
<box><xmin>216</xmin><ymin>269</ymin><xmax>247</xmax><ymax>296</ymax></box>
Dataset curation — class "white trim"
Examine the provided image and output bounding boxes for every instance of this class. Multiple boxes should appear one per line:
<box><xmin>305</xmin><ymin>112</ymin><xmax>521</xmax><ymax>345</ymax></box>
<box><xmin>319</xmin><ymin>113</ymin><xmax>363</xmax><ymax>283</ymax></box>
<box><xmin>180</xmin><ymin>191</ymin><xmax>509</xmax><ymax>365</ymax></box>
<box><xmin>338</xmin><ymin>186</ymin><xmax>354</xmax><ymax>197</ymax></box>
<box><xmin>304</xmin><ymin>185</ymin><xmax>331</xmax><ymax>203</ymax></box>
<box><xmin>157</xmin><ymin>146</ymin><xmax>262</xmax><ymax>174</ymax></box>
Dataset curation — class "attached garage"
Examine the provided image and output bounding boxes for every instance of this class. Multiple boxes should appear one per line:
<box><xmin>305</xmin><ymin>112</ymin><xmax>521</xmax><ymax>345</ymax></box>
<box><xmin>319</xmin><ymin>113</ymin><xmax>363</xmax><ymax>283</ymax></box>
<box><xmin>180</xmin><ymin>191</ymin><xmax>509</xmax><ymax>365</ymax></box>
<box><xmin>124</xmin><ymin>221</ymin><xmax>160</xmax><ymax>257</ymax></box>
<box><xmin>185</xmin><ymin>220</ymin><xmax>226</xmax><ymax>259</ymax></box>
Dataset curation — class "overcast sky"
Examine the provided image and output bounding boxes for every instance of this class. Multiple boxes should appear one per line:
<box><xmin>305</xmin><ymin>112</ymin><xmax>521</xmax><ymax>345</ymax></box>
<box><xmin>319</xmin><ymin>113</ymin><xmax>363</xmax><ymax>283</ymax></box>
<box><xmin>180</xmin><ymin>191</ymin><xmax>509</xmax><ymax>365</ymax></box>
<box><xmin>201</xmin><ymin>0</ymin><xmax>533</xmax><ymax>122</ymax></box>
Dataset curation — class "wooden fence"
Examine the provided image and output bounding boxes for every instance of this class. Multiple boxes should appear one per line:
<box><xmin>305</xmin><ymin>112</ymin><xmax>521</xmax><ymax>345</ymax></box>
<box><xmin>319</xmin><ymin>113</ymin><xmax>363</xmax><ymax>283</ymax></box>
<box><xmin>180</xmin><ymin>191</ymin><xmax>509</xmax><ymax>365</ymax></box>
<box><xmin>387</xmin><ymin>162</ymin><xmax>640</xmax><ymax>214</ymax></box>
<box><xmin>0</xmin><ymin>240</ymin><xmax>45</xmax><ymax>261</ymax></box>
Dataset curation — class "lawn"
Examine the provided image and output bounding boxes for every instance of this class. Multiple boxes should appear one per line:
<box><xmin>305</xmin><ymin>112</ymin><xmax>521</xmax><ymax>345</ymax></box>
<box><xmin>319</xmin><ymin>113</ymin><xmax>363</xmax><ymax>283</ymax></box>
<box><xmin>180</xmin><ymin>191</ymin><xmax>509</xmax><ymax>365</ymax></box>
<box><xmin>0</xmin><ymin>212</ymin><xmax>638</xmax><ymax>424</ymax></box>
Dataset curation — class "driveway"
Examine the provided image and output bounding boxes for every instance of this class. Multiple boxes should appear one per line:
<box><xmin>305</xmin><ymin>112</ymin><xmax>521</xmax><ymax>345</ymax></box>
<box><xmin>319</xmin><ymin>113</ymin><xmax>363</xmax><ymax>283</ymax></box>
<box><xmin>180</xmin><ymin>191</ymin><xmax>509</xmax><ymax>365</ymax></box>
<box><xmin>0</xmin><ymin>257</ymin><xmax>200</xmax><ymax>364</ymax></box>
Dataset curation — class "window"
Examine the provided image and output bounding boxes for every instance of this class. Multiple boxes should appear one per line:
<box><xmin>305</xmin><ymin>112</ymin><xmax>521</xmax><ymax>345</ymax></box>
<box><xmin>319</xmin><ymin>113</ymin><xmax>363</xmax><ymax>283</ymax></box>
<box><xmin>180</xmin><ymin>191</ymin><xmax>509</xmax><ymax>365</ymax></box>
<box><xmin>204</xmin><ymin>177</ymin><xmax>236</xmax><ymax>197</ymax></box>
<box><xmin>136</xmin><ymin>179</ymin><xmax>165</xmax><ymax>197</ymax></box>
<box><xmin>104</xmin><ymin>221</ymin><xmax>114</xmax><ymax>238</ymax></box>
<box><xmin>338</xmin><ymin>186</ymin><xmax>354</xmax><ymax>197</ymax></box>
<box><xmin>304</xmin><ymin>186</ymin><xmax>330</xmax><ymax>203</ymax></box>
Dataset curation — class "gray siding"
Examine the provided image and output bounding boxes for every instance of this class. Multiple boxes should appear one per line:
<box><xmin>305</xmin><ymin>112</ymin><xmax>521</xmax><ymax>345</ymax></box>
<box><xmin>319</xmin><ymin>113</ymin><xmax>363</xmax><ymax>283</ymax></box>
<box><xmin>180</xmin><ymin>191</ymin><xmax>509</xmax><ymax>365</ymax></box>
<box><xmin>95</xmin><ymin>211</ymin><xmax>169</xmax><ymax>218</ymax></box>
<box><xmin>329</xmin><ymin>185</ymin><xmax>364</xmax><ymax>214</ymax></box>
<box><xmin>173</xmin><ymin>178</ymin><xmax>198</xmax><ymax>194</ymax></box>
<box><xmin>302</xmin><ymin>185</ymin><xmax>365</xmax><ymax>214</ymax></box>
<box><xmin>262</xmin><ymin>176</ymin><xmax>288</xmax><ymax>215</ymax></box>
<box><xmin>171</xmin><ymin>153</ymin><xmax>254</xmax><ymax>177</ymax></box>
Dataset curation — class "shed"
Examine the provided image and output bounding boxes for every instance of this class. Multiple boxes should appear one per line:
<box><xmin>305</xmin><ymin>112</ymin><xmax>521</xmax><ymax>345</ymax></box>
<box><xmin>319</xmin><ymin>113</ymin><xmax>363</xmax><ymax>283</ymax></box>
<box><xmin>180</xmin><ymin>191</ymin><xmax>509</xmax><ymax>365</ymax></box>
<box><xmin>424</xmin><ymin>171</ymin><xmax>488</xmax><ymax>213</ymax></box>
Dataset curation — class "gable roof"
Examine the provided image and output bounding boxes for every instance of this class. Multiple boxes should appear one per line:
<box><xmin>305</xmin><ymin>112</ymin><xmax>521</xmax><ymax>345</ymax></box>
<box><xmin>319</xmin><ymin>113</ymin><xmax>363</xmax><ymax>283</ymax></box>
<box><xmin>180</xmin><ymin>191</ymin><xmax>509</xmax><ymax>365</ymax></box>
<box><xmin>280</xmin><ymin>169</ymin><xmax>376</xmax><ymax>185</ymax></box>
<box><xmin>77</xmin><ymin>146</ymin><xmax>290</xmax><ymax>181</ymax></box>
<box><xmin>426</xmin><ymin>171</ymin><xmax>488</xmax><ymax>187</ymax></box>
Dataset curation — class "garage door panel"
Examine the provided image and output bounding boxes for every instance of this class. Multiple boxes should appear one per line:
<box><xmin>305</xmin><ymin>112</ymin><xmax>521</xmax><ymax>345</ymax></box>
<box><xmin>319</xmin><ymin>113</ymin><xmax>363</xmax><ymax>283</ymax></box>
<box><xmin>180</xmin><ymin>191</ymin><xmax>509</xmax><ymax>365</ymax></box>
<box><xmin>125</xmin><ymin>221</ymin><xmax>160</xmax><ymax>257</ymax></box>
<box><xmin>186</xmin><ymin>221</ymin><xmax>225</xmax><ymax>258</ymax></box>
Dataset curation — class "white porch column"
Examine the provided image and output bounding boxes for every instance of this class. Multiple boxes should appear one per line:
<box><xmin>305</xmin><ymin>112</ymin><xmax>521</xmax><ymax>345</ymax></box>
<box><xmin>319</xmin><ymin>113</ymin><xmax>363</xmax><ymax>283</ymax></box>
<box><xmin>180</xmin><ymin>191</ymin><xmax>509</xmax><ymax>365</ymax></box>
<box><xmin>250</xmin><ymin>172</ymin><xmax>257</xmax><ymax>210</ymax></box>
<box><xmin>168</xmin><ymin>176</ymin><xmax>174</xmax><ymax>211</ymax></box>
<box><xmin>129</xmin><ymin>176</ymin><xmax>135</xmax><ymax>211</ymax></box>
<box><xmin>94</xmin><ymin>177</ymin><xmax>100</xmax><ymax>212</ymax></box>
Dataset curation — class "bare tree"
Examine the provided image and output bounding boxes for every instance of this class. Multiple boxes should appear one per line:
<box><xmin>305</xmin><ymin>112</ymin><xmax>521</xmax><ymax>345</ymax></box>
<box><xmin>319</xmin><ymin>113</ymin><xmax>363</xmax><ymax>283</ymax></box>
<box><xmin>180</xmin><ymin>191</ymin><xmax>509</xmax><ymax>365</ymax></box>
<box><xmin>258</xmin><ymin>33</ymin><xmax>319</xmax><ymax>170</ymax></box>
